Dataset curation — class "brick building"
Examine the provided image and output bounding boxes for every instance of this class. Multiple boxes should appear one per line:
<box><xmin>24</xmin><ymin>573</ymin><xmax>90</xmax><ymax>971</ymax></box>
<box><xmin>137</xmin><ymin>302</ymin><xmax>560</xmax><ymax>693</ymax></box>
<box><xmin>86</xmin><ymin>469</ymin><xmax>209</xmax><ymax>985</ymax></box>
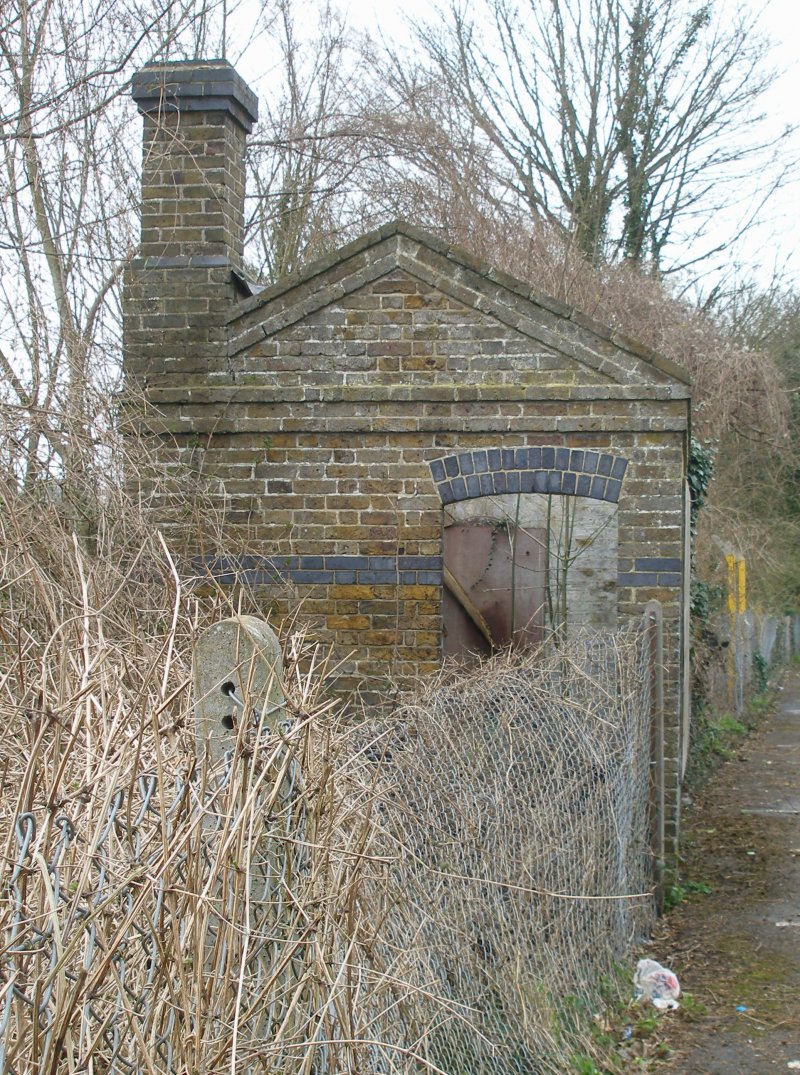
<box><xmin>123</xmin><ymin>60</ymin><xmax>691</xmax><ymax>850</ymax></box>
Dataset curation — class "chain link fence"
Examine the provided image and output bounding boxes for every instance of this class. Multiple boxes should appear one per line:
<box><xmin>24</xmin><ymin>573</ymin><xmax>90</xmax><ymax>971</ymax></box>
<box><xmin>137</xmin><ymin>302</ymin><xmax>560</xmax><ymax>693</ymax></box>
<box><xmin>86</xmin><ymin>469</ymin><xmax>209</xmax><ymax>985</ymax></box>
<box><xmin>0</xmin><ymin>475</ymin><xmax>658</xmax><ymax>1073</ymax></box>
<box><xmin>1</xmin><ymin>624</ymin><xmax>657</xmax><ymax>1074</ymax></box>
<box><xmin>354</xmin><ymin>631</ymin><xmax>656</xmax><ymax>1074</ymax></box>
<box><xmin>702</xmin><ymin>611</ymin><xmax>800</xmax><ymax>713</ymax></box>
<box><xmin>0</xmin><ymin>723</ymin><xmax>364</xmax><ymax>1074</ymax></box>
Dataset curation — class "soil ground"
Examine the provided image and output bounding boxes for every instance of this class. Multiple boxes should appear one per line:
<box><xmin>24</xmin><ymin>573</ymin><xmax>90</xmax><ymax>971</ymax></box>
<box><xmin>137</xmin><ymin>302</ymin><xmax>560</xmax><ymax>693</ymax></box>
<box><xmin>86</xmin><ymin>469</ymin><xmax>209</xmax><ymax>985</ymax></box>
<box><xmin>627</xmin><ymin>667</ymin><xmax>800</xmax><ymax>1073</ymax></box>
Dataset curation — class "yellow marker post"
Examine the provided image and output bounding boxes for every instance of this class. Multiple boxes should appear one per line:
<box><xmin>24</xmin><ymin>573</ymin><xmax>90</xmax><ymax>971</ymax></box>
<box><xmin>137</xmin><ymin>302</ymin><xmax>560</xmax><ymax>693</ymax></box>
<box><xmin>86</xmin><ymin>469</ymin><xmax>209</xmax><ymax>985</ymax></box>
<box><xmin>737</xmin><ymin>557</ymin><xmax>746</xmax><ymax>614</ymax></box>
<box><xmin>726</xmin><ymin>554</ymin><xmax>747</xmax><ymax>706</ymax></box>
<box><xmin>726</xmin><ymin>555</ymin><xmax>735</xmax><ymax>613</ymax></box>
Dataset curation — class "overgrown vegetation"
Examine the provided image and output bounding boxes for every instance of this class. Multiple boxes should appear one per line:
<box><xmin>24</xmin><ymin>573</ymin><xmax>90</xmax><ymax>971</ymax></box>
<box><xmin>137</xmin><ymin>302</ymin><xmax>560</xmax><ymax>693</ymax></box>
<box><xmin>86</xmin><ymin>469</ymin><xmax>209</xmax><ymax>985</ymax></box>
<box><xmin>0</xmin><ymin>441</ymin><xmax>659</xmax><ymax>1073</ymax></box>
<box><xmin>1</xmin><ymin>0</ymin><xmax>798</xmax><ymax>607</ymax></box>
<box><xmin>2</xmin><ymin>1</ymin><xmax>799</xmax><ymax>1070</ymax></box>
<box><xmin>685</xmin><ymin>659</ymin><xmax>778</xmax><ymax>792</ymax></box>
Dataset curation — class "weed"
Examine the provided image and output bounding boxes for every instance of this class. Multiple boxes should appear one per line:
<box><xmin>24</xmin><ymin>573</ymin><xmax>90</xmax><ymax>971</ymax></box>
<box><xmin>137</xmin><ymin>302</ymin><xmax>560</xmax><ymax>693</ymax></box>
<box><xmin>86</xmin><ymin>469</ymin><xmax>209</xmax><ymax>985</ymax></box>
<box><xmin>714</xmin><ymin>714</ymin><xmax>746</xmax><ymax>736</ymax></box>
<box><xmin>571</xmin><ymin>1054</ymin><xmax>603</xmax><ymax>1075</ymax></box>
<box><xmin>678</xmin><ymin>992</ymin><xmax>707</xmax><ymax>1019</ymax></box>
<box><xmin>752</xmin><ymin>652</ymin><xmax>769</xmax><ymax>693</ymax></box>
<box><xmin>664</xmin><ymin>877</ymin><xmax>712</xmax><ymax>909</ymax></box>
<box><xmin>557</xmin><ymin>993</ymin><xmax>590</xmax><ymax>1037</ymax></box>
<box><xmin>634</xmin><ymin>1012</ymin><xmax>659</xmax><ymax>1036</ymax></box>
<box><xmin>747</xmin><ymin>690</ymin><xmax>772</xmax><ymax>719</ymax></box>
<box><xmin>686</xmin><ymin>707</ymin><xmax>751</xmax><ymax>781</ymax></box>
<box><xmin>684</xmin><ymin>879</ymin><xmax>713</xmax><ymax>894</ymax></box>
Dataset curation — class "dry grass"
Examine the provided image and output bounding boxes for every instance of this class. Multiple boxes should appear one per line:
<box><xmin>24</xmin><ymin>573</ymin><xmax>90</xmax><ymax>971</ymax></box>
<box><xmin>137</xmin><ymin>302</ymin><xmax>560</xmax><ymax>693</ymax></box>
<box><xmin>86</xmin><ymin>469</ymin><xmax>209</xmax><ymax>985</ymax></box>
<box><xmin>0</xmin><ymin>422</ymin><xmax>657</xmax><ymax>1074</ymax></box>
<box><xmin>433</xmin><ymin>212</ymin><xmax>790</xmax><ymax>448</ymax></box>
<box><xmin>0</xmin><ymin>449</ymin><xmax>384</xmax><ymax>1073</ymax></box>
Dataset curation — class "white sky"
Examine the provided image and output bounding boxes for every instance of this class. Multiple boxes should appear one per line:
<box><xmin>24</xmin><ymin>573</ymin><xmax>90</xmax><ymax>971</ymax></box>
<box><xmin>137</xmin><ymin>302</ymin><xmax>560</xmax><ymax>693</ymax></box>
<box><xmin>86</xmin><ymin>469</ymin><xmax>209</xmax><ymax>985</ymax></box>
<box><xmin>728</xmin><ymin>0</ymin><xmax>800</xmax><ymax>286</ymax></box>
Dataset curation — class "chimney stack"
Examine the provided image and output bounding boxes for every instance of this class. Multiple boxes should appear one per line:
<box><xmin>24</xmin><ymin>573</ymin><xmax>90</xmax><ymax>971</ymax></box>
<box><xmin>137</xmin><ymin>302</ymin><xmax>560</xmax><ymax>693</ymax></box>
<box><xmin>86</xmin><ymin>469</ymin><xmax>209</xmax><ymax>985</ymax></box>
<box><xmin>124</xmin><ymin>60</ymin><xmax>258</xmax><ymax>388</ymax></box>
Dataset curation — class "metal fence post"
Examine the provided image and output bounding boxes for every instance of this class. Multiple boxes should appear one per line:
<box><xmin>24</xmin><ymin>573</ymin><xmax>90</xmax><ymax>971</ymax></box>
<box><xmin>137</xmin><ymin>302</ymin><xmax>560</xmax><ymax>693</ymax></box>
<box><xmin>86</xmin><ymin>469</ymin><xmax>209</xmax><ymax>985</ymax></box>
<box><xmin>644</xmin><ymin>600</ymin><xmax>665</xmax><ymax>913</ymax></box>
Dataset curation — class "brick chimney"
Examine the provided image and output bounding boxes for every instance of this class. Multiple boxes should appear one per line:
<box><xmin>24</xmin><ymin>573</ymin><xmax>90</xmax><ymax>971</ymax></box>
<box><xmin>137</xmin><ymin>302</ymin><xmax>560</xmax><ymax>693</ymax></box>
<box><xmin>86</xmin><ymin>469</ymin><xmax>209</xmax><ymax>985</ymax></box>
<box><xmin>123</xmin><ymin>60</ymin><xmax>258</xmax><ymax>388</ymax></box>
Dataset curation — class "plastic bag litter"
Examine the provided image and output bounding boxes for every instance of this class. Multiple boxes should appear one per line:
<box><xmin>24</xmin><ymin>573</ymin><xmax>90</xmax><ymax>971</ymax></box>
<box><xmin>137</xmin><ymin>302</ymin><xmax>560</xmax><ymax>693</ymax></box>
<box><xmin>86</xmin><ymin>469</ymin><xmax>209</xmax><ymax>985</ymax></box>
<box><xmin>634</xmin><ymin>959</ymin><xmax>681</xmax><ymax>1010</ymax></box>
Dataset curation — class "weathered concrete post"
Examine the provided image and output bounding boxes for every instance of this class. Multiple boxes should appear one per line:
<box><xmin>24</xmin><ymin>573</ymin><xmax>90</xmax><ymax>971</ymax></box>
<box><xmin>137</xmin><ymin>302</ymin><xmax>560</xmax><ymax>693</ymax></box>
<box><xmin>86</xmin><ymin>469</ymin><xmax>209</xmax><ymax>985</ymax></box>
<box><xmin>193</xmin><ymin>614</ymin><xmax>285</xmax><ymax>764</ymax></box>
<box><xmin>192</xmin><ymin>617</ymin><xmax>309</xmax><ymax>1044</ymax></box>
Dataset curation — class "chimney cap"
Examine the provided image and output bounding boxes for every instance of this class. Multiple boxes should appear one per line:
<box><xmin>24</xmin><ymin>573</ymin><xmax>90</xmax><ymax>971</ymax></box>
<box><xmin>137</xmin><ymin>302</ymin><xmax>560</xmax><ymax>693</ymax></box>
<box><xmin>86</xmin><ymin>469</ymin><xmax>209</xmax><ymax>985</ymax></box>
<box><xmin>131</xmin><ymin>59</ymin><xmax>258</xmax><ymax>133</ymax></box>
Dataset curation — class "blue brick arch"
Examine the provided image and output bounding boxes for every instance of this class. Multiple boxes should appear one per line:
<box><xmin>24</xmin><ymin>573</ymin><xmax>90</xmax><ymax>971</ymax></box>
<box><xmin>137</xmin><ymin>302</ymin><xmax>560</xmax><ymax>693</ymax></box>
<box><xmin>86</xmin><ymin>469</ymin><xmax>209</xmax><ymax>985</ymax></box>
<box><xmin>429</xmin><ymin>446</ymin><xmax>628</xmax><ymax>505</ymax></box>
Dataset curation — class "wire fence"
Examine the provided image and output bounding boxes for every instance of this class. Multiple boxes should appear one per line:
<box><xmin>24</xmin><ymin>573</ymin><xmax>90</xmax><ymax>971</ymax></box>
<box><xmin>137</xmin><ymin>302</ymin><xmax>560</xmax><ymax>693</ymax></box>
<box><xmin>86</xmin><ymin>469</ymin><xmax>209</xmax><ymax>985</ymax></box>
<box><xmin>0</xmin><ymin>716</ymin><xmax>367</xmax><ymax>1074</ymax></box>
<box><xmin>702</xmin><ymin>610</ymin><xmax>800</xmax><ymax>713</ymax></box>
<box><xmin>0</xmin><ymin>472</ymin><xmax>659</xmax><ymax>1073</ymax></box>
<box><xmin>0</xmin><ymin>473</ymin><xmax>375</xmax><ymax>1075</ymax></box>
<box><xmin>0</xmin><ymin>626</ymin><xmax>657</xmax><ymax>1074</ymax></box>
<box><xmin>354</xmin><ymin>632</ymin><xmax>657</xmax><ymax>1074</ymax></box>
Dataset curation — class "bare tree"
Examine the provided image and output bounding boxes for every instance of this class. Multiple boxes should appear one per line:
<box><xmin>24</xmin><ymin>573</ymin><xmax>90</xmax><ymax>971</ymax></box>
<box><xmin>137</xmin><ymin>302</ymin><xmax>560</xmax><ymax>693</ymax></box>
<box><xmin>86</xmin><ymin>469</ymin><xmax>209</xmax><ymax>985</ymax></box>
<box><xmin>0</xmin><ymin>0</ymin><xmax>227</xmax><ymax>491</ymax></box>
<box><xmin>243</xmin><ymin>0</ymin><xmax>379</xmax><ymax>280</ymax></box>
<box><xmin>412</xmin><ymin>0</ymin><xmax>792</xmax><ymax>270</ymax></box>
<box><xmin>243</xmin><ymin>9</ymin><xmax>519</xmax><ymax>281</ymax></box>
<box><xmin>355</xmin><ymin>55</ymin><xmax>514</xmax><ymax>245</ymax></box>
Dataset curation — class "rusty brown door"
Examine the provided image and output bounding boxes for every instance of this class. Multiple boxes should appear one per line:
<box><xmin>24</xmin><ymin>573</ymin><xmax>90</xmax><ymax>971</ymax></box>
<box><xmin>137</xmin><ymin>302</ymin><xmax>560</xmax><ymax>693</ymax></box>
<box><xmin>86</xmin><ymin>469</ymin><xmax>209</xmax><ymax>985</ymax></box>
<box><xmin>442</xmin><ymin>520</ymin><xmax>546</xmax><ymax>663</ymax></box>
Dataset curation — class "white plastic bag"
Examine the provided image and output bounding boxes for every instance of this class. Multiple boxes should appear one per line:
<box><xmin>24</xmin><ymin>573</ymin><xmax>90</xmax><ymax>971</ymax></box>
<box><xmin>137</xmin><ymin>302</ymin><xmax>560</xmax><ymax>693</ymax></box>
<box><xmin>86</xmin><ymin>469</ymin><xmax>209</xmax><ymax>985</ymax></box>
<box><xmin>634</xmin><ymin>959</ymin><xmax>681</xmax><ymax>1010</ymax></box>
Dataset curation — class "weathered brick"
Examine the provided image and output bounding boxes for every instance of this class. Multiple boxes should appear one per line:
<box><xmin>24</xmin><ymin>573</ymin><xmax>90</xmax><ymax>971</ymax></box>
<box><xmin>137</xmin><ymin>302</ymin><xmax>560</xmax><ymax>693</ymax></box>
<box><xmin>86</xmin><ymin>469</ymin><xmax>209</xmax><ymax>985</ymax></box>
<box><xmin>125</xmin><ymin>62</ymin><xmax>692</xmax><ymax>866</ymax></box>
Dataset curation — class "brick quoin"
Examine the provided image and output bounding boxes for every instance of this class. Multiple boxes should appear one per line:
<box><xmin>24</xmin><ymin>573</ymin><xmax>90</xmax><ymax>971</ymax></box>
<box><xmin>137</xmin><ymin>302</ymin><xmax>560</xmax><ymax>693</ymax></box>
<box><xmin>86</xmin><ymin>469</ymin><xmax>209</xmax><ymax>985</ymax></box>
<box><xmin>123</xmin><ymin>60</ymin><xmax>692</xmax><ymax>865</ymax></box>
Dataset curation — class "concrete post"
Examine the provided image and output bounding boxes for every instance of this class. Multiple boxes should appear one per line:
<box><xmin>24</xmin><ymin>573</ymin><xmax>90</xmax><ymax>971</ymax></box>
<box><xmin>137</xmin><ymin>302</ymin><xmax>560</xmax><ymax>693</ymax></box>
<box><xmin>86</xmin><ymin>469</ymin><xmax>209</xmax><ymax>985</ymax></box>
<box><xmin>193</xmin><ymin>615</ymin><xmax>285</xmax><ymax>765</ymax></box>
<box><xmin>192</xmin><ymin>616</ymin><xmax>310</xmax><ymax>1043</ymax></box>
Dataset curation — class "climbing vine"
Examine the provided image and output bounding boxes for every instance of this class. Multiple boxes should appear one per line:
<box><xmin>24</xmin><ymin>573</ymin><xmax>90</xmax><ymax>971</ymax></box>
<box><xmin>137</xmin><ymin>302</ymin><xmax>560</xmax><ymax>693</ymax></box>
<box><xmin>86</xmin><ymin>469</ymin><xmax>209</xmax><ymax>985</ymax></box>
<box><xmin>687</xmin><ymin>437</ymin><xmax>716</xmax><ymax>536</ymax></box>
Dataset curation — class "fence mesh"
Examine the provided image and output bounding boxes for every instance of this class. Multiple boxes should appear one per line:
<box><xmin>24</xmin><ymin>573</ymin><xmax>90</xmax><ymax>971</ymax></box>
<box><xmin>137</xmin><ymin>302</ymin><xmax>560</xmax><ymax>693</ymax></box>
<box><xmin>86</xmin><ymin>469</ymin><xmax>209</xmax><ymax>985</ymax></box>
<box><xmin>354</xmin><ymin>634</ymin><xmax>656</xmax><ymax>1074</ymax></box>
<box><xmin>0</xmin><ymin>709</ymin><xmax>371</xmax><ymax>1074</ymax></box>
<box><xmin>0</xmin><ymin>623</ymin><xmax>656</xmax><ymax>1074</ymax></box>
<box><xmin>700</xmin><ymin>610</ymin><xmax>799</xmax><ymax>715</ymax></box>
<box><xmin>0</xmin><ymin>471</ymin><xmax>657</xmax><ymax>1073</ymax></box>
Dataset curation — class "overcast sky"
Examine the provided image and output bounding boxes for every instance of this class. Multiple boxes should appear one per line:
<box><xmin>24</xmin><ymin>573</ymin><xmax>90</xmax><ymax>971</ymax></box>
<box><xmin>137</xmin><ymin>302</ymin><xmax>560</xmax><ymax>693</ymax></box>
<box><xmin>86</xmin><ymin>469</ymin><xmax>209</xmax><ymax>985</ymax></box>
<box><xmin>729</xmin><ymin>0</ymin><xmax>800</xmax><ymax>285</ymax></box>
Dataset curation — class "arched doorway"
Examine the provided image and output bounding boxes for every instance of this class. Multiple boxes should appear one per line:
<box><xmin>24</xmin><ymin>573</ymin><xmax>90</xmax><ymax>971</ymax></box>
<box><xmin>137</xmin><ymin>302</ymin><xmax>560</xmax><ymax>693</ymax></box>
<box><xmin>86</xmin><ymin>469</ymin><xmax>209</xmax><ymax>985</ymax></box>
<box><xmin>443</xmin><ymin>493</ymin><xmax>619</xmax><ymax>664</ymax></box>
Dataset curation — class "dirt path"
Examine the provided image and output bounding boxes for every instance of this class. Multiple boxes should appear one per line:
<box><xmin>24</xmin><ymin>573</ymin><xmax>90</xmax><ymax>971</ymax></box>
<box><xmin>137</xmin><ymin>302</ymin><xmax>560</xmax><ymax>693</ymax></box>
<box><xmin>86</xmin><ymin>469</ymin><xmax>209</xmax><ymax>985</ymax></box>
<box><xmin>638</xmin><ymin>669</ymin><xmax>800</xmax><ymax>1073</ymax></box>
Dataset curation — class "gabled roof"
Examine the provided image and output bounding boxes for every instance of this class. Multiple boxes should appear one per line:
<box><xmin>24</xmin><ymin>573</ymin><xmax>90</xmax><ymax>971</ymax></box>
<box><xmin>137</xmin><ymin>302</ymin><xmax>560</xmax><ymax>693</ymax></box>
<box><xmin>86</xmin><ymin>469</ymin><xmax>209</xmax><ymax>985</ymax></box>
<box><xmin>227</xmin><ymin>220</ymin><xmax>690</xmax><ymax>389</ymax></box>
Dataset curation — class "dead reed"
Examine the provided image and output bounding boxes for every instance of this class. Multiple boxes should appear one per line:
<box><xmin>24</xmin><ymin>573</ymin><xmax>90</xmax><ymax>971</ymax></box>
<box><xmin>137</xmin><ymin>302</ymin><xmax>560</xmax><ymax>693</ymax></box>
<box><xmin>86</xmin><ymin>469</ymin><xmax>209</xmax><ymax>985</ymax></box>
<box><xmin>0</xmin><ymin>457</ymin><xmax>389</xmax><ymax>1073</ymax></box>
<box><xmin>0</xmin><ymin>431</ymin><xmax>655</xmax><ymax>1074</ymax></box>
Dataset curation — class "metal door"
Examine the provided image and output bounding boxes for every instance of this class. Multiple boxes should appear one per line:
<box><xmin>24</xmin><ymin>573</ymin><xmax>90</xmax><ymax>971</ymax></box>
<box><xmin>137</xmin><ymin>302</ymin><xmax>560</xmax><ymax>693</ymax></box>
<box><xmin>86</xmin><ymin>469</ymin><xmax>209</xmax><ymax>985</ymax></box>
<box><xmin>442</xmin><ymin>519</ymin><xmax>546</xmax><ymax>663</ymax></box>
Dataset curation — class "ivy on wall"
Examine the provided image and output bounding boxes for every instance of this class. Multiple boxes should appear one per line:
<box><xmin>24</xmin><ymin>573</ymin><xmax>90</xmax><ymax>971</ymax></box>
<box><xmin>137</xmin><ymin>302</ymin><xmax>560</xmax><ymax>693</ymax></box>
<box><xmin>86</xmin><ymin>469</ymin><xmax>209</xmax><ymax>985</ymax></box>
<box><xmin>687</xmin><ymin>437</ymin><xmax>716</xmax><ymax>536</ymax></box>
